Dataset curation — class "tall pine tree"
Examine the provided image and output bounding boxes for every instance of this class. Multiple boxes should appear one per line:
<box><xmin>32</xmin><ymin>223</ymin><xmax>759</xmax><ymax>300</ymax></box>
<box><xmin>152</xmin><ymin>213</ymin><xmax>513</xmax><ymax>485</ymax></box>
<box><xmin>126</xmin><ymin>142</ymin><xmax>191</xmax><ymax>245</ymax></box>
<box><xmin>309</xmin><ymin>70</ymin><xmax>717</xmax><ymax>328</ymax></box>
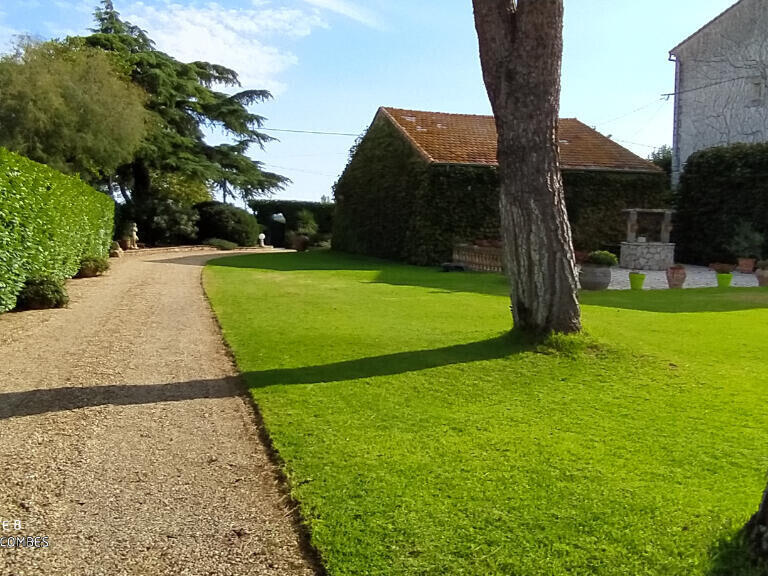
<box><xmin>82</xmin><ymin>1</ymin><xmax>286</xmax><ymax>205</ymax></box>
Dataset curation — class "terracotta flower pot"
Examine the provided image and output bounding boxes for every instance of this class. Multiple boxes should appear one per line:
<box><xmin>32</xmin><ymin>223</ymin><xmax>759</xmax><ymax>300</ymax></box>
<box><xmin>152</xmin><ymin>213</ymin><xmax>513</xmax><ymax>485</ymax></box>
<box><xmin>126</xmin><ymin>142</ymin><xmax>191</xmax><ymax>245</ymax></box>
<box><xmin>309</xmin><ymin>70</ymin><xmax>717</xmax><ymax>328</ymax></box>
<box><xmin>738</xmin><ymin>258</ymin><xmax>757</xmax><ymax>274</ymax></box>
<box><xmin>757</xmin><ymin>269</ymin><xmax>768</xmax><ymax>287</ymax></box>
<box><xmin>666</xmin><ymin>266</ymin><xmax>686</xmax><ymax>289</ymax></box>
<box><xmin>579</xmin><ymin>264</ymin><xmax>612</xmax><ymax>291</ymax></box>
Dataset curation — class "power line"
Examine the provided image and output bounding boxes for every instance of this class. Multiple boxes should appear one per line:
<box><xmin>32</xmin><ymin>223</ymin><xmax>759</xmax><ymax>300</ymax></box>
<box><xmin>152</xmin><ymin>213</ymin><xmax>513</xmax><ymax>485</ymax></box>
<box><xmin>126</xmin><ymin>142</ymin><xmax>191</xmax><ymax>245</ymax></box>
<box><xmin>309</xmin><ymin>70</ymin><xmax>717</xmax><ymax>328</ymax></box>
<box><xmin>263</xmin><ymin>163</ymin><xmax>338</xmax><ymax>177</ymax></box>
<box><xmin>262</xmin><ymin>128</ymin><xmax>360</xmax><ymax>137</ymax></box>
<box><xmin>596</xmin><ymin>98</ymin><xmax>664</xmax><ymax>126</ymax></box>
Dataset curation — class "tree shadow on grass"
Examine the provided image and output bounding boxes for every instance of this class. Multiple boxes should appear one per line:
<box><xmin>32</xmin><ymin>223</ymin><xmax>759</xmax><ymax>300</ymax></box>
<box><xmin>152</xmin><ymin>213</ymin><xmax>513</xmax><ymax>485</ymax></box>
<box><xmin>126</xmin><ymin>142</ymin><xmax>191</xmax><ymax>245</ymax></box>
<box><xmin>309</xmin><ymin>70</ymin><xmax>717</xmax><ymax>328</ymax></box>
<box><xmin>580</xmin><ymin>288</ymin><xmax>768</xmax><ymax>314</ymax></box>
<box><xmin>708</xmin><ymin>529</ymin><xmax>768</xmax><ymax>576</ymax></box>
<box><xmin>205</xmin><ymin>250</ymin><xmax>511</xmax><ymax>297</ymax></box>
<box><xmin>0</xmin><ymin>334</ymin><xmax>528</xmax><ymax>420</ymax></box>
<box><xmin>243</xmin><ymin>333</ymin><xmax>527</xmax><ymax>390</ymax></box>
<box><xmin>205</xmin><ymin>250</ymin><xmax>389</xmax><ymax>272</ymax></box>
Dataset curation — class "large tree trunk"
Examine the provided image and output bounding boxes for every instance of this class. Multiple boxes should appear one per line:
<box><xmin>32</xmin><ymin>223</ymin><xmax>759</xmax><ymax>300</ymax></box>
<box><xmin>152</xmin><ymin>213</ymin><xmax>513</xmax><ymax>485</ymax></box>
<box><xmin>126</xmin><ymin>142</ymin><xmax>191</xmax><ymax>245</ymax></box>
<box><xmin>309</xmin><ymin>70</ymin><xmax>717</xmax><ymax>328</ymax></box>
<box><xmin>747</xmin><ymin>482</ymin><xmax>768</xmax><ymax>559</ymax></box>
<box><xmin>473</xmin><ymin>0</ymin><xmax>581</xmax><ymax>334</ymax></box>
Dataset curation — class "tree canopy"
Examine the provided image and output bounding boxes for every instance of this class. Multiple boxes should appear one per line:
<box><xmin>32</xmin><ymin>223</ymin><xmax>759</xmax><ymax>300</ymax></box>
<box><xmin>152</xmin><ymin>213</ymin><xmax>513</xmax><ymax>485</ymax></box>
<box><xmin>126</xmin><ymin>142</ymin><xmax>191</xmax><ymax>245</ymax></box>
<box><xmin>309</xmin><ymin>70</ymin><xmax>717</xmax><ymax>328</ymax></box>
<box><xmin>79</xmin><ymin>0</ymin><xmax>286</xmax><ymax>204</ymax></box>
<box><xmin>0</xmin><ymin>38</ymin><xmax>148</xmax><ymax>181</ymax></box>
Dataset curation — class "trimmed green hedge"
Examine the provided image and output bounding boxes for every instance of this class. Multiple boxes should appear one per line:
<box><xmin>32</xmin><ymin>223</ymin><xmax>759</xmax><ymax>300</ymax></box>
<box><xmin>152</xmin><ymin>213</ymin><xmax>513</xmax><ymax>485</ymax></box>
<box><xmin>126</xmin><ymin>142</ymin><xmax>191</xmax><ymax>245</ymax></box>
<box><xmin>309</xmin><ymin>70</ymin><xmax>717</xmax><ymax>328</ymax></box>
<box><xmin>333</xmin><ymin>116</ymin><xmax>668</xmax><ymax>265</ymax></box>
<box><xmin>0</xmin><ymin>148</ymin><xmax>114</xmax><ymax>312</ymax></box>
<box><xmin>248</xmin><ymin>200</ymin><xmax>334</xmax><ymax>234</ymax></box>
<box><xmin>676</xmin><ymin>143</ymin><xmax>768</xmax><ymax>264</ymax></box>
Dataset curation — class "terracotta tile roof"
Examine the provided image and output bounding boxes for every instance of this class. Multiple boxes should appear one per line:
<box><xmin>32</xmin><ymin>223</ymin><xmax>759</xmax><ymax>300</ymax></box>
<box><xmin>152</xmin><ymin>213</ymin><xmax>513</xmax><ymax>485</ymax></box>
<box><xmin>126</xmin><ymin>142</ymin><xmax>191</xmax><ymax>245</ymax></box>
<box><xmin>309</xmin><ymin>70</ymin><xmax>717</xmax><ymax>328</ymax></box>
<box><xmin>380</xmin><ymin>107</ymin><xmax>662</xmax><ymax>173</ymax></box>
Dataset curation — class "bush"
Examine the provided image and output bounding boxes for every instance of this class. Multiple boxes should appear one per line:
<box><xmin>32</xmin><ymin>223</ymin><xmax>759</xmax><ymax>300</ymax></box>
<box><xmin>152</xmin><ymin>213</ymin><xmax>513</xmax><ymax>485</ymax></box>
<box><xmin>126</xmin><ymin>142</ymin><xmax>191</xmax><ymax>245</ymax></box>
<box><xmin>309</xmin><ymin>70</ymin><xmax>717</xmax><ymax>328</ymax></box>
<box><xmin>676</xmin><ymin>143</ymin><xmax>768</xmax><ymax>264</ymax></box>
<box><xmin>757</xmin><ymin>260</ymin><xmax>768</xmax><ymax>270</ymax></box>
<box><xmin>203</xmin><ymin>238</ymin><xmax>238</xmax><ymax>251</ymax></box>
<box><xmin>297</xmin><ymin>209</ymin><xmax>319</xmax><ymax>236</ymax></box>
<box><xmin>15</xmin><ymin>277</ymin><xmax>69</xmax><ymax>310</ymax></box>
<box><xmin>0</xmin><ymin>148</ymin><xmax>114</xmax><ymax>313</ymax></box>
<box><xmin>194</xmin><ymin>201</ymin><xmax>261</xmax><ymax>247</ymax></box>
<box><xmin>728</xmin><ymin>222</ymin><xmax>764</xmax><ymax>259</ymax></box>
<box><xmin>77</xmin><ymin>257</ymin><xmax>110</xmax><ymax>278</ymax></box>
<box><xmin>149</xmin><ymin>198</ymin><xmax>199</xmax><ymax>246</ymax></box>
<box><xmin>585</xmin><ymin>251</ymin><xmax>618</xmax><ymax>267</ymax></box>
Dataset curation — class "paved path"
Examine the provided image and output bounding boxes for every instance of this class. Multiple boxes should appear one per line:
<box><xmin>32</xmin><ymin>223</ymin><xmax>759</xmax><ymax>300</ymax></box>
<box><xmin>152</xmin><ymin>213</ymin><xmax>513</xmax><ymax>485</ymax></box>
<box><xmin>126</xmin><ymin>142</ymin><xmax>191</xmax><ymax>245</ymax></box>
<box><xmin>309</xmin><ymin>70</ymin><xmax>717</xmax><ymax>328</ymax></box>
<box><xmin>607</xmin><ymin>265</ymin><xmax>759</xmax><ymax>290</ymax></box>
<box><xmin>0</xmin><ymin>249</ymin><xmax>316</xmax><ymax>576</ymax></box>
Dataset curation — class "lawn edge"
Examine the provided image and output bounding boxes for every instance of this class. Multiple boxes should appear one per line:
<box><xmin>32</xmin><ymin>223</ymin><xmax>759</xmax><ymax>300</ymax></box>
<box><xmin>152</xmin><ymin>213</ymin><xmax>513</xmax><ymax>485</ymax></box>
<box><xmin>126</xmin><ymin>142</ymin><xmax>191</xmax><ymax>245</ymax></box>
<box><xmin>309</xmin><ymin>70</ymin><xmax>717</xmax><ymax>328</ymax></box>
<box><xmin>201</xmin><ymin>266</ymin><xmax>329</xmax><ymax>576</ymax></box>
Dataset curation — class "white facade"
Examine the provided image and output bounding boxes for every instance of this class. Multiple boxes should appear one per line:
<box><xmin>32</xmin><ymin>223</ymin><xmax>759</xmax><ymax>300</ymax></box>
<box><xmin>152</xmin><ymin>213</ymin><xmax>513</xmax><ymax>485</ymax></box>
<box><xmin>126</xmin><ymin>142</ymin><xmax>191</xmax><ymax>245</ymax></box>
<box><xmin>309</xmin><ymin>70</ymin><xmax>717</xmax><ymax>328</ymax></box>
<box><xmin>670</xmin><ymin>0</ymin><xmax>768</xmax><ymax>186</ymax></box>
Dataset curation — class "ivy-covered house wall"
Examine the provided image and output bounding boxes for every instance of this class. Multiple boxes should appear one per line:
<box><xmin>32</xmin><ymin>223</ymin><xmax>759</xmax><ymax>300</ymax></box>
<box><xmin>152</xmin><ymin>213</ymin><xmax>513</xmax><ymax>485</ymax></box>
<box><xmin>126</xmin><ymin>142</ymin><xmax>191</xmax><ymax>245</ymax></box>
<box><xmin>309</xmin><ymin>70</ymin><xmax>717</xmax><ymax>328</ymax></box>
<box><xmin>333</xmin><ymin>113</ymin><xmax>668</xmax><ymax>266</ymax></box>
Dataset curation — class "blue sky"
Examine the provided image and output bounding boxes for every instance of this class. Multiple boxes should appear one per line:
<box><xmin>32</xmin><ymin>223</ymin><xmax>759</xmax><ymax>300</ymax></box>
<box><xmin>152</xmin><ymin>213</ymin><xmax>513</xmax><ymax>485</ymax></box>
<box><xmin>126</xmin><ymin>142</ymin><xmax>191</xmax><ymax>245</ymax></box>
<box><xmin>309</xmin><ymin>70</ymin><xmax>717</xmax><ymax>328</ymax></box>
<box><xmin>0</xmin><ymin>0</ymin><xmax>737</xmax><ymax>201</ymax></box>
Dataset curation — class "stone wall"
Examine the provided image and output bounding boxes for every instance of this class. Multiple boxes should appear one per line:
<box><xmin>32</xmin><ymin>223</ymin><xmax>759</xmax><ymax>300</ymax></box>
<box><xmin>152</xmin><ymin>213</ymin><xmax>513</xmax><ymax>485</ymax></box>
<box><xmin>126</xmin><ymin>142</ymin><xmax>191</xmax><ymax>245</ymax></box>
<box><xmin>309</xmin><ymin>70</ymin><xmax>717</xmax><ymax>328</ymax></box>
<box><xmin>671</xmin><ymin>0</ymin><xmax>768</xmax><ymax>185</ymax></box>
<box><xmin>620</xmin><ymin>242</ymin><xmax>676</xmax><ymax>271</ymax></box>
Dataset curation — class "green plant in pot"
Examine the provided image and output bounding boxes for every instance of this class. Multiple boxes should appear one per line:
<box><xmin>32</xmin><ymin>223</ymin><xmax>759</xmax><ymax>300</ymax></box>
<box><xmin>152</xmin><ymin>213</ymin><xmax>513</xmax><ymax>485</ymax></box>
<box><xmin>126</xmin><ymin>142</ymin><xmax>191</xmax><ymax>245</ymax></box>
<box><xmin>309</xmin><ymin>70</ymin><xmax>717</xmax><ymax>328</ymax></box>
<box><xmin>628</xmin><ymin>270</ymin><xmax>646</xmax><ymax>291</ymax></box>
<box><xmin>666</xmin><ymin>263</ymin><xmax>687</xmax><ymax>289</ymax></box>
<box><xmin>728</xmin><ymin>222</ymin><xmax>764</xmax><ymax>273</ymax></box>
<box><xmin>710</xmin><ymin>263</ymin><xmax>735</xmax><ymax>288</ymax></box>
<box><xmin>757</xmin><ymin>260</ymin><xmax>768</xmax><ymax>288</ymax></box>
<box><xmin>579</xmin><ymin>250</ymin><xmax>617</xmax><ymax>291</ymax></box>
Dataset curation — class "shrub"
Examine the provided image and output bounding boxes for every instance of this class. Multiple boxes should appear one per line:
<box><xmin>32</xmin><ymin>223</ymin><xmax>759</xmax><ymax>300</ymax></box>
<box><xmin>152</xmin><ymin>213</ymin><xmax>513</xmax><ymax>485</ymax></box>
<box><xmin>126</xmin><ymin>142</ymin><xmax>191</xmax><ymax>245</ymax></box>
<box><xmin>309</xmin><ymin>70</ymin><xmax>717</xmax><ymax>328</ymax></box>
<box><xmin>728</xmin><ymin>222</ymin><xmax>764</xmax><ymax>259</ymax></box>
<box><xmin>77</xmin><ymin>257</ymin><xmax>110</xmax><ymax>278</ymax></box>
<box><xmin>297</xmin><ymin>209</ymin><xmax>319</xmax><ymax>237</ymax></box>
<box><xmin>15</xmin><ymin>278</ymin><xmax>69</xmax><ymax>310</ymax></box>
<box><xmin>194</xmin><ymin>201</ymin><xmax>261</xmax><ymax>247</ymax></box>
<box><xmin>203</xmin><ymin>238</ymin><xmax>238</xmax><ymax>251</ymax></box>
<box><xmin>757</xmin><ymin>260</ymin><xmax>768</xmax><ymax>270</ymax></box>
<box><xmin>0</xmin><ymin>148</ymin><xmax>114</xmax><ymax>313</ymax></box>
<box><xmin>585</xmin><ymin>251</ymin><xmax>618</xmax><ymax>267</ymax></box>
<box><xmin>676</xmin><ymin>143</ymin><xmax>768</xmax><ymax>264</ymax></box>
<box><xmin>149</xmin><ymin>198</ymin><xmax>199</xmax><ymax>246</ymax></box>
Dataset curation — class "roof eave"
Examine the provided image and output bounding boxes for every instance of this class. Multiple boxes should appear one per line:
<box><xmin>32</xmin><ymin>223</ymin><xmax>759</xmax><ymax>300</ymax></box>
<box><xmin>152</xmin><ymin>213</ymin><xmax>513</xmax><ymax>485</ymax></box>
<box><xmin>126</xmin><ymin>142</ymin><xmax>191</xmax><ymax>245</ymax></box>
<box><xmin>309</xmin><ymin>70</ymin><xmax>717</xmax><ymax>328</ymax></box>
<box><xmin>430</xmin><ymin>161</ymin><xmax>662</xmax><ymax>174</ymax></box>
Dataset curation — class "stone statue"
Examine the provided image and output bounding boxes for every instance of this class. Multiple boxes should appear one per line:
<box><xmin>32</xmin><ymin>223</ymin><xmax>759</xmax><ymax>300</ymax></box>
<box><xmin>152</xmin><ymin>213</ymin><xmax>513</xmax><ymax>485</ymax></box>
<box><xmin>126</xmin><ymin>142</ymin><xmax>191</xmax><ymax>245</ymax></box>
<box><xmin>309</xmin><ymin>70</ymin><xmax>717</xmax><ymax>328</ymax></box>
<box><xmin>258</xmin><ymin>233</ymin><xmax>266</xmax><ymax>248</ymax></box>
<box><xmin>122</xmin><ymin>222</ymin><xmax>139</xmax><ymax>250</ymax></box>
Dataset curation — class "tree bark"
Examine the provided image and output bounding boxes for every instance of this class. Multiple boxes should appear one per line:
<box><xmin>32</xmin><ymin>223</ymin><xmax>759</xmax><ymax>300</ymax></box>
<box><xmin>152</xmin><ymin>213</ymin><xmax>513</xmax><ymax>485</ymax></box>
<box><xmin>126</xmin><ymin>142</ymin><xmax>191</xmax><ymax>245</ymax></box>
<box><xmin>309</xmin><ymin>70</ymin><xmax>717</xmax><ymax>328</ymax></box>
<box><xmin>473</xmin><ymin>0</ymin><xmax>581</xmax><ymax>334</ymax></box>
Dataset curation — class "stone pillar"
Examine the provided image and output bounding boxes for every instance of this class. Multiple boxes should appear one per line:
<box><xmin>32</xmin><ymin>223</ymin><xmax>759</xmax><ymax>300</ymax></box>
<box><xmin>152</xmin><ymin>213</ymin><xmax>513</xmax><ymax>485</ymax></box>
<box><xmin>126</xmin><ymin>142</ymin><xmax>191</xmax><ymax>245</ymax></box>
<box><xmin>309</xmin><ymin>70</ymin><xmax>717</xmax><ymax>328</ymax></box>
<box><xmin>626</xmin><ymin>210</ymin><xmax>638</xmax><ymax>243</ymax></box>
<box><xmin>661</xmin><ymin>211</ymin><xmax>674</xmax><ymax>243</ymax></box>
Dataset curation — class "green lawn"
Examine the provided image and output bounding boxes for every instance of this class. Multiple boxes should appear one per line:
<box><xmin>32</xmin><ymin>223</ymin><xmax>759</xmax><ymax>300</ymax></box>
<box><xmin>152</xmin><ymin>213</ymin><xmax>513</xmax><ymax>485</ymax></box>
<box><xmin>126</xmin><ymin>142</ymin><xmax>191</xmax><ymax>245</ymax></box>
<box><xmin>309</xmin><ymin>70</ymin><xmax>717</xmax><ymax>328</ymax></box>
<box><xmin>204</xmin><ymin>251</ymin><xmax>768</xmax><ymax>576</ymax></box>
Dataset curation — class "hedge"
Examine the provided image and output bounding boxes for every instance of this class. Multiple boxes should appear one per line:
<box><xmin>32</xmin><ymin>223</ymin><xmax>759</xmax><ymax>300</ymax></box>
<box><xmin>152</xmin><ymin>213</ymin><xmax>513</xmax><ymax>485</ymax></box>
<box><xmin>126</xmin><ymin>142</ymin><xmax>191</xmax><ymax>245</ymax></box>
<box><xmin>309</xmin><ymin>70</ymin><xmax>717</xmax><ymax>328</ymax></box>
<box><xmin>0</xmin><ymin>148</ymin><xmax>114</xmax><ymax>312</ymax></box>
<box><xmin>333</xmin><ymin>115</ymin><xmax>668</xmax><ymax>265</ymax></box>
<box><xmin>248</xmin><ymin>200</ymin><xmax>334</xmax><ymax>234</ymax></box>
<box><xmin>676</xmin><ymin>143</ymin><xmax>768</xmax><ymax>264</ymax></box>
<box><xmin>194</xmin><ymin>201</ymin><xmax>261</xmax><ymax>247</ymax></box>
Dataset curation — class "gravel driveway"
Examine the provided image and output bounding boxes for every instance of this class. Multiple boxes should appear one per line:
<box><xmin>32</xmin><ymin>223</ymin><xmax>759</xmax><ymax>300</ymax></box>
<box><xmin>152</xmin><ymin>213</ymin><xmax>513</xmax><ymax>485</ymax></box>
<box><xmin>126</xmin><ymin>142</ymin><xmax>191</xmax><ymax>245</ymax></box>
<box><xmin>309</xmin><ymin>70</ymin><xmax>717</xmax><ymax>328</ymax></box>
<box><xmin>0</xmin><ymin>249</ymin><xmax>317</xmax><ymax>576</ymax></box>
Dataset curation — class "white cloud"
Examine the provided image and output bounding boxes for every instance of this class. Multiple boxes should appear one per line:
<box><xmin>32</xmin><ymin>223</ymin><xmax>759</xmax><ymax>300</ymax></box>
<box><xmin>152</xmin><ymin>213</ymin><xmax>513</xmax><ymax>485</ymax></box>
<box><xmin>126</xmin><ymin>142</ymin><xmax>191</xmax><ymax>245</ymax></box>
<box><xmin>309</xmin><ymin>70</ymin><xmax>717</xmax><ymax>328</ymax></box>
<box><xmin>125</xmin><ymin>2</ymin><xmax>330</xmax><ymax>94</ymax></box>
<box><xmin>300</xmin><ymin>0</ymin><xmax>380</xmax><ymax>28</ymax></box>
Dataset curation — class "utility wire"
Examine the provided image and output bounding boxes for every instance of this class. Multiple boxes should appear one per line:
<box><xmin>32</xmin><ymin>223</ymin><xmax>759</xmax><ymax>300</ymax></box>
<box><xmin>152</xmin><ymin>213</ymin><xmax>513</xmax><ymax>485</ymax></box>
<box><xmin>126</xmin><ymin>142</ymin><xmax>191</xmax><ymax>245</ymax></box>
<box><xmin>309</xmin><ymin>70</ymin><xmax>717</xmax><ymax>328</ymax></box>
<box><xmin>262</xmin><ymin>128</ymin><xmax>360</xmax><ymax>137</ymax></box>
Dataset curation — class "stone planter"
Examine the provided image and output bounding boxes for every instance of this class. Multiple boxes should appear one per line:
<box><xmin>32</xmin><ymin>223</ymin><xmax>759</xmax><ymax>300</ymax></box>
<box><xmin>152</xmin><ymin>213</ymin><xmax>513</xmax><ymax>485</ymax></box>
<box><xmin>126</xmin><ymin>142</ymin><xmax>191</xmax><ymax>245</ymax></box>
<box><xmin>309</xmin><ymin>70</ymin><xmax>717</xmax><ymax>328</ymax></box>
<box><xmin>738</xmin><ymin>258</ymin><xmax>757</xmax><ymax>274</ymax></box>
<box><xmin>757</xmin><ymin>269</ymin><xmax>768</xmax><ymax>287</ymax></box>
<box><xmin>666</xmin><ymin>266</ymin><xmax>687</xmax><ymax>289</ymax></box>
<box><xmin>579</xmin><ymin>264</ymin><xmax>612</xmax><ymax>291</ymax></box>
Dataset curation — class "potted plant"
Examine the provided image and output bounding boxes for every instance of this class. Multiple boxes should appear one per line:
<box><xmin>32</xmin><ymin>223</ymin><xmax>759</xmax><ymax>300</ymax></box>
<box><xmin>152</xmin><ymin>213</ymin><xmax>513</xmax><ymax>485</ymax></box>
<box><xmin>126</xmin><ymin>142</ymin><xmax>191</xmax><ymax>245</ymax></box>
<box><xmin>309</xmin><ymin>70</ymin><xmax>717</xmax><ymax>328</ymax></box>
<box><xmin>666</xmin><ymin>264</ymin><xmax>687</xmax><ymax>289</ymax></box>
<box><xmin>757</xmin><ymin>260</ymin><xmax>768</xmax><ymax>287</ymax></box>
<box><xmin>579</xmin><ymin>250</ymin><xmax>617</xmax><ymax>291</ymax></box>
<box><xmin>728</xmin><ymin>222</ymin><xmax>764</xmax><ymax>273</ymax></box>
<box><xmin>710</xmin><ymin>263</ymin><xmax>735</xmax><ymax>288</ymax></box>
<box><xmin>629</xmin><ymin>270</ymin><xmax>646</xmax><ymax>290</ymax></box>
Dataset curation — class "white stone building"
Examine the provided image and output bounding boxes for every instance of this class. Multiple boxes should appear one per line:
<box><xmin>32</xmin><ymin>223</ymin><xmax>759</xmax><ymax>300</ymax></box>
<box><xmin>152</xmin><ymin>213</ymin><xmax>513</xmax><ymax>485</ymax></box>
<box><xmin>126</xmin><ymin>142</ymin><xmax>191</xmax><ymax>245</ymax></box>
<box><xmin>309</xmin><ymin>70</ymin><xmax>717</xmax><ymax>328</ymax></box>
<box><xmin>670</xmin><ymin>0</ymin><xmax>768</xmax><ymax>186</ymax></box>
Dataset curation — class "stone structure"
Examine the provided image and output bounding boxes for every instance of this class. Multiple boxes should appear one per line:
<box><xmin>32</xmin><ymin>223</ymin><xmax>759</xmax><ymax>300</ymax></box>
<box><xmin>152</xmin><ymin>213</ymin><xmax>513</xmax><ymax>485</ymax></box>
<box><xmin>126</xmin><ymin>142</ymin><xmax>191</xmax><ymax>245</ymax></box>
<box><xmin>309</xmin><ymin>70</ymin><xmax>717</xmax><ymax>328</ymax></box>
<box><xmin>620</xmin><ymin>209</ymin><xmax>676</xmax><ymax>270</ymax></box>
<box><xmin>670</xmin><ymin>0</ymin><xmax>768</xmax><ymax>186</ymax></box>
